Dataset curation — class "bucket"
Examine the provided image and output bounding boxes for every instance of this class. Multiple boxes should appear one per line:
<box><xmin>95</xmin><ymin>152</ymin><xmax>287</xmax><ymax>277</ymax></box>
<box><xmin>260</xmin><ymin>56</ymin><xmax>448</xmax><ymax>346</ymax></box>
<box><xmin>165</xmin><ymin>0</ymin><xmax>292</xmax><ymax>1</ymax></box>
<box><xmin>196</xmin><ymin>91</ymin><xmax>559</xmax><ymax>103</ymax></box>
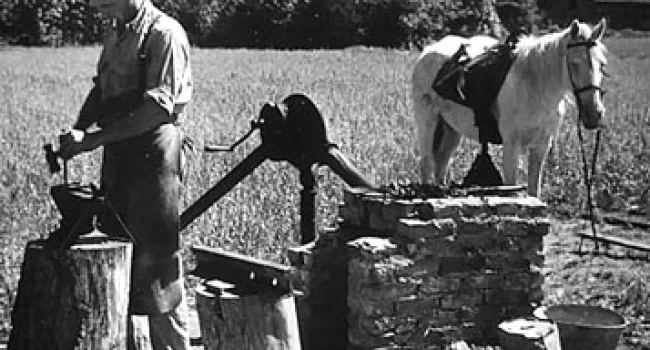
<box><xmin>534</xmin><ymin>305</ymin><xmax>626</xmax><ymax>350</ymax></box>
<box><xmin>498</xmin><ymin>318</ymin><xmax>561</xmax><ymax>350</ymax></box>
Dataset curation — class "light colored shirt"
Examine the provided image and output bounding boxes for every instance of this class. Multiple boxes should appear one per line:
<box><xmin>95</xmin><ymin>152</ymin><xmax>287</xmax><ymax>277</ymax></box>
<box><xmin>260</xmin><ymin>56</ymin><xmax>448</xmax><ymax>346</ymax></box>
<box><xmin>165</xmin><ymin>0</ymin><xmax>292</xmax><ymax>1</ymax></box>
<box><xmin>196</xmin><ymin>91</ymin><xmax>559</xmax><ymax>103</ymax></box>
<box><xmin>96</xmin><ymin>0</ymin><xmax>192</xmax><ymax>120</ymax></box>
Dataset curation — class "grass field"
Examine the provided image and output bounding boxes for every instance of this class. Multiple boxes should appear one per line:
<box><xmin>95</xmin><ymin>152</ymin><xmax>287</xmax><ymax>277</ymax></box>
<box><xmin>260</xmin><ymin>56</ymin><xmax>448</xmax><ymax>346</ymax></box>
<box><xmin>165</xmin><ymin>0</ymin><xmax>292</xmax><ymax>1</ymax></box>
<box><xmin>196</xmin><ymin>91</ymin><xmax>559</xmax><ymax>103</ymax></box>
<box><xmin>1</xmin><ymin>36</ymin><xmax>649</xmax><ymax>347</ymax></box>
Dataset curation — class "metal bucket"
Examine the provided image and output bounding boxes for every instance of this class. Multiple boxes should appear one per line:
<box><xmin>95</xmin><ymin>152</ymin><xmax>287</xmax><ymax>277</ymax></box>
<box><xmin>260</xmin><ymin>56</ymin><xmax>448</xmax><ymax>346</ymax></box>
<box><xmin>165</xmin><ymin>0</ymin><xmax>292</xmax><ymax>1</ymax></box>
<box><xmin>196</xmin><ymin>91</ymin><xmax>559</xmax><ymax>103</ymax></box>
<box><xmin>498</xmin><ymin>318</ymin><xmax>561</xmax><ymax>350</ymax></box>
<box><xmin>534</xmin><ymin>305</ymin><xmax>626</xmax><ymax>350</ymax></box>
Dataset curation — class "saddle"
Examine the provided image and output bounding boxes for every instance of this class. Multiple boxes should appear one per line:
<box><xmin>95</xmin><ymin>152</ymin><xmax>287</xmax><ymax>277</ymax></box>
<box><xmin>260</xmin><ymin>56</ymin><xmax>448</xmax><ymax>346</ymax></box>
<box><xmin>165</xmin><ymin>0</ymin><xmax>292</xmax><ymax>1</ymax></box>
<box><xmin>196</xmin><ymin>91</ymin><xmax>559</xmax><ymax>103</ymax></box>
<box><xmin>432</xmin><ymin>35</ymin><xmax>518</xmax><ymax>145</ymax></box>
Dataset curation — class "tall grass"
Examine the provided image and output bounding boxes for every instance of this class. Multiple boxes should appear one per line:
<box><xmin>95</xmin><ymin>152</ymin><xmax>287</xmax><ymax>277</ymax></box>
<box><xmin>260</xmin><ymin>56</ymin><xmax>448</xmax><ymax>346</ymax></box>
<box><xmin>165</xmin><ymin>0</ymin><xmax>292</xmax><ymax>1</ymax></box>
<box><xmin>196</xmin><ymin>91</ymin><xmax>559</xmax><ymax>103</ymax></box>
<box><xmin>1</xmin><ymin>37</ymin><xmax>649</xmax><ymax>343</ymax></box>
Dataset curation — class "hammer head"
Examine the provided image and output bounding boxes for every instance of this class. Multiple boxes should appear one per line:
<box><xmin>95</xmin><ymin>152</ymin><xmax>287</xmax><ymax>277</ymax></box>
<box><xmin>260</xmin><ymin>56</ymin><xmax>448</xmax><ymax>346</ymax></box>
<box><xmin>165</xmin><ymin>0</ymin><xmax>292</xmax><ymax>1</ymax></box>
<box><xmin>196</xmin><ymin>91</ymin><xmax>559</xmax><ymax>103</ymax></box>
<box><xmin>44</xmin><ymin>143</ymin><xmax>61</xmax><ymax>173</ymax></box>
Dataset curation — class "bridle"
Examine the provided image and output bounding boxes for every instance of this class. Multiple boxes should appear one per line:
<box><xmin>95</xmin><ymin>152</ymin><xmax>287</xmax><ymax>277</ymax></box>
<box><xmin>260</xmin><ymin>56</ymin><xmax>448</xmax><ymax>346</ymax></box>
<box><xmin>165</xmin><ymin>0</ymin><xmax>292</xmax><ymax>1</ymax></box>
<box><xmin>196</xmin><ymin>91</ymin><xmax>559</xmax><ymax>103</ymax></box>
<box><xmin>566</xmin><ymin>40</ymin><xmax>607</xmax><ymax>107</ymax></box>
<box><xmin>567</xmin><ymin>39</ymin><xmax>607</xmax><ymax>249</ymax></box>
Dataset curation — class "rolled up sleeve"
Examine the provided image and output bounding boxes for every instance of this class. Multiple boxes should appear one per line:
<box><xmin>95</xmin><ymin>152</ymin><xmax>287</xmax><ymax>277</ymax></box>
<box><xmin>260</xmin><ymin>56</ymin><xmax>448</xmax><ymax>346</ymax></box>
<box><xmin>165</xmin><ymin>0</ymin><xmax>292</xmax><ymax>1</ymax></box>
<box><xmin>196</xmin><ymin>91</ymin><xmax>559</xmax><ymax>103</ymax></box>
<box><xmin>144</xmin><ymin>23</ymin><xmax>192</xmax><ymax>117</ymax></box>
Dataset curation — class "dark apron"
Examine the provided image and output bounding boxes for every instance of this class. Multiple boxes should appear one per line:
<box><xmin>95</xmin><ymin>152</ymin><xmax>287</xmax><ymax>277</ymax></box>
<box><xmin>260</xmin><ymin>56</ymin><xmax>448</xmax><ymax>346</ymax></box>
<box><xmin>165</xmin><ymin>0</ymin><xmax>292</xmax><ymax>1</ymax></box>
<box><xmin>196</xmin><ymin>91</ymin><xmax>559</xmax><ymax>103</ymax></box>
<box><xmin>100</xmin><ymin>122</ymin><xmax>183</xmax><ymax>315</ymax></box>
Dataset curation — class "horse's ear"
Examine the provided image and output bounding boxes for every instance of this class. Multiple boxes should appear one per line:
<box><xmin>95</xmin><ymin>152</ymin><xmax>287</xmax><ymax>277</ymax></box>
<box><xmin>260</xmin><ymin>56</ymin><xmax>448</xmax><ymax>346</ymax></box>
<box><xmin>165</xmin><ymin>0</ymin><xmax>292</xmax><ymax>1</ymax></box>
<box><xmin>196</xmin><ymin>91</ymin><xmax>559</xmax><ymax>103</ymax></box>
<box><xmin>590</xmin><ymin>18</ymin><xmax>607</xmax><ymax>41</ymax></box>
<box><xmin>569</xmin><ymin>19</ymin><xmax>580</xmax><ymax>39</ymax></box>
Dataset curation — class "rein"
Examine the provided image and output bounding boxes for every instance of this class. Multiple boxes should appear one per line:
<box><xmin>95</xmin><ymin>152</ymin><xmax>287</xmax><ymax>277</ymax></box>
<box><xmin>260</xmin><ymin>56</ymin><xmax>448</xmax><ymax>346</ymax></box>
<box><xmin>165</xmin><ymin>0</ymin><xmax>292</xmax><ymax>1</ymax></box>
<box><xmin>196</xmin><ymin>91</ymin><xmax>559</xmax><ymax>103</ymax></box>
<box><xmin>577</xmin><ymin>121</ymin><xmax>601</xmax><ymax>247</ymax></box>
<box><xmin>568</xmin><ymin>39</ymin><xmax>604</xmax><ymax>248</ymax></box>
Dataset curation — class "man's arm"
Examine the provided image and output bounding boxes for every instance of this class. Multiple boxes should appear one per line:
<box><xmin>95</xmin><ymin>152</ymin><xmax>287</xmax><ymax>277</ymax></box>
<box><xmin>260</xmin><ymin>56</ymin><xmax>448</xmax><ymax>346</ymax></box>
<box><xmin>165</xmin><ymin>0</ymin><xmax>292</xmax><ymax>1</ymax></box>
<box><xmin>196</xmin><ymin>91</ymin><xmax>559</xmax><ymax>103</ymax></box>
<box><xmin>59</xmin><ymin>97</ymin><xmax>169</xmax><ymax>159</ymax></box>
<box><xmin>73</xmin><ymin>84</ymin><xmax>102</xmax><ymax>130</ymax></box>
<box><xmin>85</xmin><ymin>97</ymin><xmax>169</xmax><ymax>145</ymax></box>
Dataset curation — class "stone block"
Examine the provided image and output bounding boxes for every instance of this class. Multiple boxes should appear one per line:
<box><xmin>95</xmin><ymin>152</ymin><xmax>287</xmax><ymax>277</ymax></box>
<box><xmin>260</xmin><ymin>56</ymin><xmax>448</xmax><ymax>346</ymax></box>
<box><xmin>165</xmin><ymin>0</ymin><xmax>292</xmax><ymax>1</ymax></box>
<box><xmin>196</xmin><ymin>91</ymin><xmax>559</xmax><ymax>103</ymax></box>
<box><xmin>416</xmin><ymin>236</ymin><xmax>466</xmax><ymax>258</ymax></box>
<box><xmin>499</xmin><ymin>217</ymin><xmax>533</xmax><ymax>236</ymax></box>
<box><xmin>397</xmin><ymin>218</ymin><xmax>457</xmax><ymax>240</ymax></box>
<box><xmin>422</xmin><ymin>199</ymin><xmax>464</xmax><ymax>219</ymax></box>
<box><xmin>454</xmin><ymin>232</ymin><xmax>500</xmax><ymax>251</ymax></box>
<box><xmin>440</xmin><ymin>291</ymin><xmax>484</xmax><ymax>309</ymax></box>
<box><xmin>406</xmin><ymin>324</ymin><xmax>447</xmax><ymax>347</ymax></box>
<box><xmin>419</xmin><ymin>275</ymin><xmax>463</xmax><ymax>295</ymax></box>
<box><xmin>463</xmin><ymin>272</ymin><xmax>502</xmax><ymax>290</ymax></box>
<box><xmin>394</xmin><ymin>294</ymin><xmax>440</xmax><ymax>315</ymax></box>
<box><xmin>485</xmin><ymin>196</ymin><xmax>548</xmax><ymax>217</ymax></box>
<box><xmin>397</xmin><ymin>257</ymin><xmax>440</xmax><ymax>277</ymax></box>
<box><xmin>438</xmin><ymin>254</ymin><xmax>486</xmax><ymax>274</ymax></box>
<box><xmin>456</xmin><ymin>196</ymin><xmax>493</xmax><ymax>217</ymax></box>
<box><xmin>370</xmin><ymin>260</ymin><xmax>405</xmax><ymax>285</ymax></box>
<box><xmin>359</xmin><ymin>280</ymin><xmax>420</xmax><ymax>300</ymax></box>
<box><xmin>349</xmin><ymin>294</ymin><xmax>395</xmax><ymax>317</ymax></box>
<box><xmin>347</xmin><ymin>237</ymin><xmax>399</xmax><ymax>261</ymax></box>
<box><xmin>348</xmin><ymin>325</ymin><xmax>393</xmax><ymax>349</ymax></box>
<box><xmin>483</xmin><ymin>252</ymin><xmax>529</xmax><ymax>270</ymax></box>
<box><xmin>502</xmin><ymin>272</ymin><xmax>534</xmax><ymax>291</ymax></box>
<box><xmin>427</xmin><ymin>309</ymin><xmax>461</xmax><ymax>328</ymax></box>
<box><xmin>483</xmin><ymin>289</ymin><xmax>528</xmax><ymax>306</ymax></box>
<box><xmin>361</xmin><ymin>316</ymin><xmax>399</xmax><ymax>336</ymax></box>
<box><xmin>531</xmin><ymin>217</ymin><xmax>552</xmax><ymax>235</ymax></box>
<box><xmin>349</xmin><ymin>259</ymin><xmax>373</xmax><ymax>288</ymax></box>
<box><xmin>524</xmin><ymin>251</ymin><xmax>545</xmax><ymax>268</ymax></box>
<box><xmin>456</xmin><ymin>217</ymin><xmax>499</xmax><ymax>235</ymax></box>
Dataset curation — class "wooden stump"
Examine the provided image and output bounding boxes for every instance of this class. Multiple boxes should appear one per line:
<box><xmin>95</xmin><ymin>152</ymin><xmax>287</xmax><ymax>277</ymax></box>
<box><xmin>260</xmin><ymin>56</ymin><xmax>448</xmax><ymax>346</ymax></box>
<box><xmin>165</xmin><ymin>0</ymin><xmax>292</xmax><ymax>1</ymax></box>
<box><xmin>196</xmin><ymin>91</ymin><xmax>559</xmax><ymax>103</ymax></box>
<box><xmin>196</xmin><ymin>282</ymin><xmax>301</xmax><ymax>350</ymax></box>
<box><xmin>8</xmin><ymin>239</ymin><xmax>132</xmax><ymax>350</ymax></box>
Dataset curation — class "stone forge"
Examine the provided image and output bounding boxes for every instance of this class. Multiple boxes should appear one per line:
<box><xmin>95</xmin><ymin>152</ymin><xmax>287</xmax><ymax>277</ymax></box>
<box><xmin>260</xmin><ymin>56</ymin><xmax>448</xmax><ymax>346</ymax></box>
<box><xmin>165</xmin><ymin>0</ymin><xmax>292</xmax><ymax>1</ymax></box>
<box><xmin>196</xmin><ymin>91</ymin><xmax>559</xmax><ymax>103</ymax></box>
<box><xmin>289</xmin><ymin>187</ymin><xmax>549</xmax><ymax>349</ymax></box>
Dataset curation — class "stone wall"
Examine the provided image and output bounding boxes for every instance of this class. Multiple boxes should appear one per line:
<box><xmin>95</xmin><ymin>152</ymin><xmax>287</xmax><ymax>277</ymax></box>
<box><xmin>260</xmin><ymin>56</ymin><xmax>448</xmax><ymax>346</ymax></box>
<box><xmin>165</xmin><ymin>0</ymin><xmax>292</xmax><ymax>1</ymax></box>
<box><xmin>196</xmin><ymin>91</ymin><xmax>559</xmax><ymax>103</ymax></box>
<box><xmin>289</xmin><ymin>187</ymin><xmax>549</xmax><ymax>349</ymax></box>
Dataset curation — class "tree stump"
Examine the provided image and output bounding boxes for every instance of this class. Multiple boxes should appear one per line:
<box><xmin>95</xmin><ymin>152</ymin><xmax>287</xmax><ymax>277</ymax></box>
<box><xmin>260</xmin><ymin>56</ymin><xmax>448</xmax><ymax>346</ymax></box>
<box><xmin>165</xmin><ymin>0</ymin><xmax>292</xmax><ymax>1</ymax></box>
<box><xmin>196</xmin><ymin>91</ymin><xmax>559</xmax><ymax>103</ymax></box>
<box><xmin>196</xmin><ymin>281</ymin><xmax>301</xmax><ymax>350</ymax></box>
<box><xmin>8</xmin><ymin>238</ymin><xmax>132</xmax><ymax>350</ymax></box>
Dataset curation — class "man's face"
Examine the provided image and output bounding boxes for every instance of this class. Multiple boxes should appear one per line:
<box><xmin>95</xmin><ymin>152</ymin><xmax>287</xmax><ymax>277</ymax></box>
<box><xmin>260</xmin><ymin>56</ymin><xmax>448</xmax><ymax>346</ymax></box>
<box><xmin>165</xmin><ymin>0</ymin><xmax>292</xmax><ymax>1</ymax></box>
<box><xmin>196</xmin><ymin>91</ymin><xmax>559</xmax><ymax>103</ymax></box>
<box><xmin>88</xmin><ymin>0</ymin><xmax>128</xmax><ymax>20</ymax></box>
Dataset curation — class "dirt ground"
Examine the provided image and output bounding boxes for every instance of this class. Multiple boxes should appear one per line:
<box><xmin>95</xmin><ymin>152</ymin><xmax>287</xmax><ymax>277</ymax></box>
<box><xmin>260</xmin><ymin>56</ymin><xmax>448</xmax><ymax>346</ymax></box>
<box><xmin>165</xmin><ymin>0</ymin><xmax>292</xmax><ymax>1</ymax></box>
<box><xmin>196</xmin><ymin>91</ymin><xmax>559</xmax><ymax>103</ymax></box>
<box><xmin>184</xmin><ymin>218</ymin><xmax>649</xmax><ymax>349</ymax></box>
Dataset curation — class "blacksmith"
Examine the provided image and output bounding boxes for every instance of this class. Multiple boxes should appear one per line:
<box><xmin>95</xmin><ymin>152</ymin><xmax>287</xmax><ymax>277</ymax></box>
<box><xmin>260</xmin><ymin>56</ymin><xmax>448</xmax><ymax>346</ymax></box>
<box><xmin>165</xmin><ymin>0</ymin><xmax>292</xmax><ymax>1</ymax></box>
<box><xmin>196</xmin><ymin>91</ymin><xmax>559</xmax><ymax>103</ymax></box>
<box><xmin>58</xmin><ymin>0</ymin><xmax>192</xmax><ymax>348</ymax></box>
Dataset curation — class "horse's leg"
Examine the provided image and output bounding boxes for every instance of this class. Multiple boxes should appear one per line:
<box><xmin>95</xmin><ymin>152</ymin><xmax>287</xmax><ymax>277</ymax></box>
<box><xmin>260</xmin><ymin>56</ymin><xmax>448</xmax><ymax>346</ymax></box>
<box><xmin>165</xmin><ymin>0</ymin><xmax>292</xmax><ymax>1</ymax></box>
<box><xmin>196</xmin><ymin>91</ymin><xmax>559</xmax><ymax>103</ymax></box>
<box><xmin>414</xmin><ymin>94</ymin><xmax>439</xmax><ymax>183</ymax></box>
<box><xmin>527</xmin><ymin>140</ymin><xmax>552</xmax><ymax>197</ymax></box>
<box><xmin>502</xmin><ymin>137</ymin><xmax>521</xmax><ymax>187</ymax></box>
<box><xmin>433</xmin><ymin>117</ymin><xmax>461</xmax><ymax>184</ymax></box>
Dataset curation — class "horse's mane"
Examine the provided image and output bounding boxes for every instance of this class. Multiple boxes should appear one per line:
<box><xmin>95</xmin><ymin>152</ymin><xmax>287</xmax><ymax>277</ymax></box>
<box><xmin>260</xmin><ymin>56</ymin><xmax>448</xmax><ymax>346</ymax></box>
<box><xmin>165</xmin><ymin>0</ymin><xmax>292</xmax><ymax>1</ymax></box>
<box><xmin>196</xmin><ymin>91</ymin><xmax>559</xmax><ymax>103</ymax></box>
<box><xmin>511</xmin><ymin>23</ymin><xmax>607</xmax><ymax>95</ymax></box>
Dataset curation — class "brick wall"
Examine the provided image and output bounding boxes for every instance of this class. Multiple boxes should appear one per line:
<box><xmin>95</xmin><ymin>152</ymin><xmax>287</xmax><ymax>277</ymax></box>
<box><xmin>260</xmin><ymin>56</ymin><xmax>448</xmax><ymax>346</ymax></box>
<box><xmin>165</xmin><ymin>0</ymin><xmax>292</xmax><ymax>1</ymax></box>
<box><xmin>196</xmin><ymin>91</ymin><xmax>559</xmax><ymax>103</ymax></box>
<box><xmin>289</xmin><ymin>188</ymin><xmax>550</xmax><ymax>349</ymax></box>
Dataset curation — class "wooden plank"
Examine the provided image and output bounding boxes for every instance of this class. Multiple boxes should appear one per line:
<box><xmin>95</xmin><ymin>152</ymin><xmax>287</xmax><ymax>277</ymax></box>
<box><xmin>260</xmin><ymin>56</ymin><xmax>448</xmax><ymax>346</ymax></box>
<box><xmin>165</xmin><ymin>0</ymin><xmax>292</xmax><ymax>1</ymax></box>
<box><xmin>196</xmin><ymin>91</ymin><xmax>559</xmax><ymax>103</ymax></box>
<box><xmin>594</xmin><ymin>0</ymin><xmax>650</xmax><ymax>3</ymax></box>
<box><xmin>600</xmin><ymin>212</ymin><xmax>650</xmax><ymax>229</ymax></box>
<box><xmin>577</xmin><ymin>231</ymin><xmax>650</xmax><ymax>253</ymax></box>
<box><xmin>191</xmin><ymin>245</ymin><xmax>294</xmax><ymax>294</ymax></box>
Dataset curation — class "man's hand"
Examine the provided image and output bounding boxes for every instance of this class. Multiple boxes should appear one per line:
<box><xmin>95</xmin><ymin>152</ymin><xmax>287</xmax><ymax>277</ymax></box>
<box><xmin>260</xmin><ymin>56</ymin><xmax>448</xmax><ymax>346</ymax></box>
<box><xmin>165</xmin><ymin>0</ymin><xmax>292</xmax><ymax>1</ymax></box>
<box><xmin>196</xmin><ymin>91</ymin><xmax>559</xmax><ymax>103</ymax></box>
<box><xmin>58</xmin><ymin>129</ymin><xmax>100</xmax><ymax>159</ymax></box>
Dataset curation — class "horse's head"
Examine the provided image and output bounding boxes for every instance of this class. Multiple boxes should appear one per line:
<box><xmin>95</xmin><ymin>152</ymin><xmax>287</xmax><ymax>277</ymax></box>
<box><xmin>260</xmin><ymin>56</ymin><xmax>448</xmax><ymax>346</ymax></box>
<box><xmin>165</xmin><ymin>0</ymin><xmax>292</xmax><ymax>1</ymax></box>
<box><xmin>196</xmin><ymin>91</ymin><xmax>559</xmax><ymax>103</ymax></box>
<box><xmin>564</xmin><ymin>18</ymin><xmax>608</xmax><ymax>130</ymax></box>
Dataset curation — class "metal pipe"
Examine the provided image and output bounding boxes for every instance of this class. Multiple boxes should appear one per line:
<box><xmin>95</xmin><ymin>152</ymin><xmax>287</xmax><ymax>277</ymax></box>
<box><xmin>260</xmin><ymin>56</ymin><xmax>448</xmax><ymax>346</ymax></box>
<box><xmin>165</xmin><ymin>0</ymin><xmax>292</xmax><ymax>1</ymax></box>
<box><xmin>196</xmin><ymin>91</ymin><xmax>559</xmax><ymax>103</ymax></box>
<box><xmin>321</xmin><ymin>145</ymin><xmax>375</xmax><ymax>190</ymax></box>
<box><xmin>180</xmin><ymin>146</ymin><xmax>268</xmax><ymax>230</ymax></box>
<box><xmin>298</xmin><ymin>166</ymin><xmax>317</xmax><ymax>244</ymax></box>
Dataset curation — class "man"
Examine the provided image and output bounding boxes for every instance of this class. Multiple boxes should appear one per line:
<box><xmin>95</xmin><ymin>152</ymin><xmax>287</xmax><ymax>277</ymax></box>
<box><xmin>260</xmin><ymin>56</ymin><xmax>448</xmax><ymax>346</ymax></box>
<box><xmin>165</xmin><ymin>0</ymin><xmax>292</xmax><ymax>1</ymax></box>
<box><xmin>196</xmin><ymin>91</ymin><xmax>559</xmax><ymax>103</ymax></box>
<box><xmin>58</xmin><ymin>0</ymin><xmax>192</xmax><ymax>348</ymax></box>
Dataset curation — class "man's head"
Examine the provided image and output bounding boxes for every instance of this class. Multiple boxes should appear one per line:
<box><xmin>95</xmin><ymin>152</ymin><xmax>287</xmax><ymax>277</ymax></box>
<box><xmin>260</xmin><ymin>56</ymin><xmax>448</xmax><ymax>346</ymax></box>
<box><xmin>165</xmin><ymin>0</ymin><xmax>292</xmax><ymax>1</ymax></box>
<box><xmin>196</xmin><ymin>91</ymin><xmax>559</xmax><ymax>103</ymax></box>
<box><xmin>88</xmin><ymin>0</ymin><xmax>144</xmax><ymax>23</ymax></box>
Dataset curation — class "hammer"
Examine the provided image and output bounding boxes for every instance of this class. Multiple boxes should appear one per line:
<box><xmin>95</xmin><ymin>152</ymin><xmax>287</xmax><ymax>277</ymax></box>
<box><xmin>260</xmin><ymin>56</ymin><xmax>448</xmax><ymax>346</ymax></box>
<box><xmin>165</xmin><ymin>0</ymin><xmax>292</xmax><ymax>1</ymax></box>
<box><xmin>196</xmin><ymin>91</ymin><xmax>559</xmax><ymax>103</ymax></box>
<box><xmin>44</xmin><ymin>142</ymin><xmax>68</xmax><ymax>184</ymax></box>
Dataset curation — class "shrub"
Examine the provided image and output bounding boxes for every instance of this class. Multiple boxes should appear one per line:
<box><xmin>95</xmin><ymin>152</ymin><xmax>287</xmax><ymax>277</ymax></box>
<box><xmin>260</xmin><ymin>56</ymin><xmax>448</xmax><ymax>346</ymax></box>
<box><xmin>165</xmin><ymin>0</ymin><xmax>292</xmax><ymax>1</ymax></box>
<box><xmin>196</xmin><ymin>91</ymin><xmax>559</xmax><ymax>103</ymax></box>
<box><xmin>0</xmin><ymin>0</ymin><xmax>544</xmax><ymax>48</ymax></box>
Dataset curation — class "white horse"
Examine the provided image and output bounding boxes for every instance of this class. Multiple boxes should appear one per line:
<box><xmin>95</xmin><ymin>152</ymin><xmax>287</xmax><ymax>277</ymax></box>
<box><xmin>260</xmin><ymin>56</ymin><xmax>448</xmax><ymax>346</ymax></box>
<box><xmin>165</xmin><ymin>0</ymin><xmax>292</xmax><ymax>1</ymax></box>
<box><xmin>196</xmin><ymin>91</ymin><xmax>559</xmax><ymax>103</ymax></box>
<box><xmin>412</xmin><ymin>19</ymin><xmax>608</xmax><ymax>196</ymax></box>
